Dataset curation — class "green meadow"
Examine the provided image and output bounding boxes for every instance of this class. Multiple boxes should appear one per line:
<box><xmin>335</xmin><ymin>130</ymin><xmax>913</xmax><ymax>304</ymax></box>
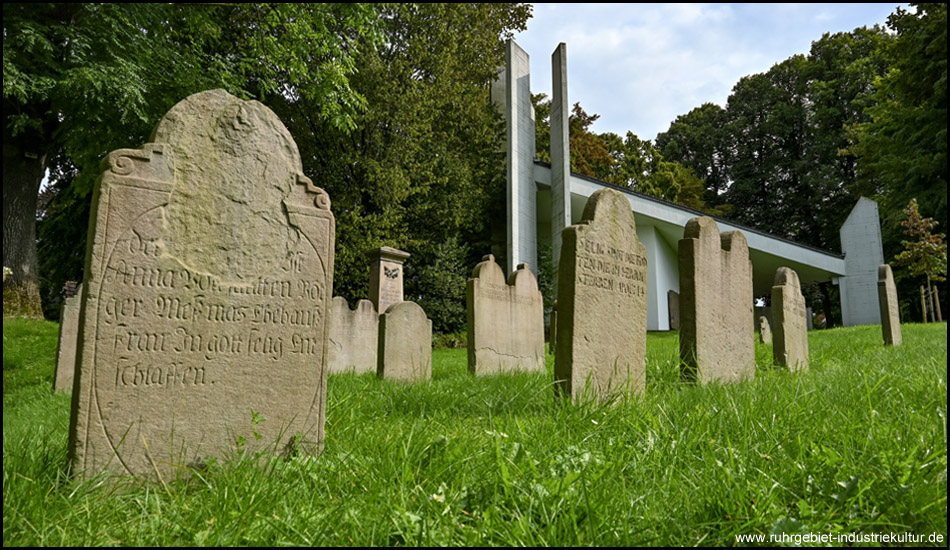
<box><xmin>3</xmin><ymin>318</ymin><xmax>947</xmax><ymax>546</ymax></box>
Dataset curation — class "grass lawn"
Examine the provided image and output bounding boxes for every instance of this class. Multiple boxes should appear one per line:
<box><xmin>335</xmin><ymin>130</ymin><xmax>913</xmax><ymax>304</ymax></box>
<box><xmin>3</xmin><ymin>317</ymin><xmax>947</xmax><ymax>546</ymax></box>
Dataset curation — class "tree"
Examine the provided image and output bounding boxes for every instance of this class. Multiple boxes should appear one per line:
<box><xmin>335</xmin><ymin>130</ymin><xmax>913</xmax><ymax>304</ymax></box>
<box><xmin>848</xmin><ymin>3</ymin><xmax>947</xmax><ymax>257</ymax></box>
<box><xmin>4</xmin><ymin>3</ymin><xmax>382</xmax><ymax>316</ymax></box>
<box><xmin>600</xmin><ymin>130</ymin><xmax>717</xmax><ymax>213</ymax></box>
<box><xmin>654</xmin><ymin>26</ymin><xmax>892</xmax><ymax>252</ymax></box>
<box><xmin>655</xmin><ymin>102</ymin><xmax>731</xmax><ymax>207</ymax></box>
<box><xmin>534</xmin><ymin>95</ymin><xmax>719</xmax><ymax>213</ymax></box>
<box><xmin>272</xmin><ymin>3</ymin><xmax>531</xmax><ymax>332</ymax></box>
<box><xmin>895</xmin><ymin>199</ymin><xmax>947</xmax><ymax>322</ymax></box>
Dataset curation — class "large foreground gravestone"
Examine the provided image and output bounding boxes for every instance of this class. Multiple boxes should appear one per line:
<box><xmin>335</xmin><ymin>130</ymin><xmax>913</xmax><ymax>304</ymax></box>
<box><xmin>466</xmin><ymin>256</ymin><xmax>544</xmax><ymax>375</ymax></box>
<box><xmin>68</xmin><ymin>90</ymin><xmax>334</xmax><ymax>479</ymax></box>
<box><xmin>878</xmin><ymin>264</ymin><xmax>902</xmax><ymax>346</ymax></box>
<box><xmin>327</xmin><ymin>297</ymin><xmax>378</xmax><ymax>374</ymax></box>
<box><xmin>555</xmin><ymin>188</ymin><xmax>647</xmax><ymax>402</ymax></box>
<box><xmin>53</xmin><ymin>283</ymin><xmax>83</xmax><ymax>393</ymax></box>
<box><xmin>771</xmin><ymin>267</ymin><xmax>808</xmax><ymax>371</ymax></box>
<box><xmin>679</xmin><ymin>217</ymin><xmax>754</xmax><ymax>383</ymax></box>
<box><xmin>378</xmin><ymin>301</ymin><xmax>432</xmax><ymax>382</ymax></box>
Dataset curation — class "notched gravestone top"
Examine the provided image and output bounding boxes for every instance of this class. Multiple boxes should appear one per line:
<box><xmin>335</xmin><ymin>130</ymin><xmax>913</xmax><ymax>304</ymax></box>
<box><xmin>678</xmin><ymin>217</ymin><xmax>754</xmax><ymax>383</ymax></box>
<box><xmin>68</xmin><ymin>89</ymin><xmax>335</xmax><ymax>480</ymax></box>
<box><xmin>328</xmin><ymin>297</ymin><xmax>378</xmax><ymax>374</ymax></box>
<box><xmin>771</xmin><ymin>267</ymin><xmax>808</xmax><ymax>371</ymax></box>
<box><xmin>878</xmin><ymin>264</ymin><xmax>902</xmax><ymax>346</ymax></box>
<box><xmin>466</xmin><ymin>255</ymin><xmax>545</xmax><ymax>375</ymax></box>
<box><xmin>555</xmin><ymin>188</ymin><xmax>648</xmax><ymax>403</ymax></box>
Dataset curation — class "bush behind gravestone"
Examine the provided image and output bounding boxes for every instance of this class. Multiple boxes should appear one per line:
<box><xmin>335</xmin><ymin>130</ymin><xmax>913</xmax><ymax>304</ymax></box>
<box><xmin>405</xmin><ymin>236</ymin><xmax>469</xmax><ymax>334</ymax></box>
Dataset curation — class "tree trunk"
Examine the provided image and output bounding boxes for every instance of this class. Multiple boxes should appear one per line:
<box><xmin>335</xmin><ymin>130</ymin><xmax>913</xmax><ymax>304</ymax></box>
<box><xmin>2</xmin><ymin>130</ymin><xmax>48</xmax><ymax>318</ymax></box>
<box><xmin>926</xmin><ymin>275</ymin><xmax>935</xmax><ymax>323</ymax></box>
<box><xmin>920</xmin><ymin>285</ymin><xmax>928</xmax><ymax>323</ymax></box>
<box><xmin>934</xmin><ymin>287</ymin><xmax>943</xmax><ymax>322</ymax></box>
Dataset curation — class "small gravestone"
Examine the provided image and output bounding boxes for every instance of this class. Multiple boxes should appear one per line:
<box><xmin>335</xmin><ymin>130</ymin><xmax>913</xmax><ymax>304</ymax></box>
<box><xmin>466</xmin><ymin>256</ymin><xmax>544</xmax><ymax>375</ymax></box>
<box><xmin>328</xmin><ymin>297</ymin><xmax>378</xmax><ymax>374</ymax></box>
<box><xmin>53</xmin><ymin>283</ymin><xmax>83</xmax><ymax>392</ymax></box>
<box><xmin>68</xmin><ymin>90</ymin><xmax>334</xmax><ymax>479</ymax></box>
<box><xmin>668</xmin><ymin>290</ymin><xmax>680</xmax><ymax>330</ymax></box>
<box><xmin>772</xmin><ymin>267</ymin><xmax>808</xmax><ymax>370</ymax></box>
<box><xmin>367</xmin><ymin>247</ymin><xmax>410</xmax><ymax>316</ymax></box>
<box><xmin>549</xmin><ymin>300</ymin><xmax>558</xmax><ymax>354</ymax></box>
<box><xmin>757</xmin><ymin>316</ymin><xmax>772</xmax><ymax>344</ymax></box>
<box><xmin>555</xmin><ymin>188</ymin><xmax>647</xmax><ymax>402</ymax></box>
<box><xmin>878</xmin><ymin>264</ymin><xmax>902</xmax><ymax>346</ymax></box>
<box><xmin>378</xmin><ymin>301</ymin><xmax>431</xmax><ymax>382</ymax></box>
<box><xmin>679</xmin><ymin>217</ymin><xmax>754</xmax><ymax>383</ymax></box>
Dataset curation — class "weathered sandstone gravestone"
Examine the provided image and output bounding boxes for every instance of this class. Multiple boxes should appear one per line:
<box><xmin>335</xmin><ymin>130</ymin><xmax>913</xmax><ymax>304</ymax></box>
<box><xmin>367</xmin><ymin>247</ymin><xmax>410</xmax><ymax>316</ymax></box>
<box><xmin>878</xmin><ymin>264</ymin><xmax>902</xmax><ymax>346</ymax></box>
<box><xmin>757</xmin><ymin>315</ymin><xmax>772</xmax><ymax>344</ymax></box>
<box><xmin>555</xmin><ymin>188</ymin><xmax>647</xmax><ymax>402</ymax></box>
<box><xmin>668</xmin><ymin>290</ymin><xmax>680</xmax><ymax>330</ymax></box>
<box><xmin>771</xmin><ymin>267</ymin><xmax>808</xmax><ymax>371</ymax></box>
<box><xmin>679</xmin><ymin>217</ymin><xmax>754</xmax><ymax>383</ymax></box>
<box><xmin>54</xmin><ymin>283</ymin><xmax>83</xmax><ymax>392</ymax></box>
<box><xmin>466</xmin><ymin>256</ymin><xmax>544</xmax><ymax>375</ymax></box>
<box><xmin>68</xmin><ymin>90</ymin><xmax>334</xmax><ymax>479</ymax></box>
<box><xmin>327</xmin><ymin>297</ymin><xmax>378</xmax><ymax>373</ymax></box>
<box><xmin>378</xmin><ymin>301</ymin><xmax>432</xmax><ymax>382</ymax></box>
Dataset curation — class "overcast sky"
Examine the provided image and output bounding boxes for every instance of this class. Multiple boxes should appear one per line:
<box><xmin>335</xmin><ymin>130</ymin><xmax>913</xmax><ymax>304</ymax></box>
<box><xmin>512</xmin><ymin>3</ymin><xmax>905</xmax><ymax>140</ymax></box>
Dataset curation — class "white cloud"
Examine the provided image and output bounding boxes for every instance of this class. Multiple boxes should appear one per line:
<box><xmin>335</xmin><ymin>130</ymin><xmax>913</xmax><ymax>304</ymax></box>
<box><xmin>513</xmin><ymin>3</ymin><xmax>902</xmax><ymax>139</ymax></box>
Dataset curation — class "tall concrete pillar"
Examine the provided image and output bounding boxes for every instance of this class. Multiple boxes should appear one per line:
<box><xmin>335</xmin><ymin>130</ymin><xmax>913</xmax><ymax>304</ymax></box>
<box><xmin>550</xmin><ymin>43</ymin><xmax>572</xmax><ymax>291</ymax></box>
<box><xmin>836</xmin><ymin>197</ymin><xmax>885</xmax><ymax>326</ymax></box>
<box><xmin>505</xmin><ymin>40</ymin><xmax>537</xmax><ymax>275</ymax></box>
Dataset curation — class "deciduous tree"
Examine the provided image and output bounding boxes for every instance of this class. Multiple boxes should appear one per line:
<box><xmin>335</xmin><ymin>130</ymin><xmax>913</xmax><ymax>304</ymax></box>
<box><xmin>4</xmin><ymin>3</ymin><xmax>381</xmax><ymax>315</ymax></box>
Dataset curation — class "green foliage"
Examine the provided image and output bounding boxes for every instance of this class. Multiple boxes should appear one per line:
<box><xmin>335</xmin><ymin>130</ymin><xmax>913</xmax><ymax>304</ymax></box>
<box><xmin>4</xmin><ymin>3</ymin><xmax>384</xmax><ymax>315</ymax></box>
<box><xmin>533</xmin><ymin>95</ymin><xmax>719</xmax><ymax>213</ymax></box>
<box><xmin>896</xmin><ymin>199</ymin><xmax>948</xmax><ymax>283</ymax></box>
<box><xmin>4</xmin><ymin>3</ymin><xmax>380</xmax><ymax>166</ymax></box>
<box><xmin>657</xmin><ymin>26</ymin><xmax>893</xmax><ymax>251</ymax></box>
<box><xmin>406</xmin><ymin>237</ymin><xmax>470</xmax><ymax>334</ymax></box>
<box><xmin>655</xmin><ymin>102</ymin><xmax>731</xmax><ymax>205</ymax></box>
<box><xmin>3</xmin><ymin>318</ymin><xmax>947</xmax><ymax>545</ymax></box>
<box><xmin>848</xmin><ymin>3</ymin><xmax>948</xmax><ymax>255</ymax></box>
<box><xmin>895</xmin><ymin>198</ymin><xmax>947</xmax><ymax>322</ymax></box>
<box><xmin>274</xmin><ymin>3</ymin><xmax>531</xmax><ymax>331</ymax></box>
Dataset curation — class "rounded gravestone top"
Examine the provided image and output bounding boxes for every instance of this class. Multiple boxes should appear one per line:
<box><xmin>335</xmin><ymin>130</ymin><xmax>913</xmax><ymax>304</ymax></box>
<box><xmin>151</xmin><ymin>89</ymin><xmax>302</xmax><ymax>281</ymax></box>
<box><xmin>581</xmin><ymin>188</ymin><xmax>638</xmax><ymax>236</ymax></box>
<box><xmin>774</xmin><ymin>267</ymin><xmax>801</xmax><ymax>288</ymax></box>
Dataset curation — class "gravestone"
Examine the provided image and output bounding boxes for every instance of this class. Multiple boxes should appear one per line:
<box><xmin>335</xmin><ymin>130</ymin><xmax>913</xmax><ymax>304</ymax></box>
<box><xmin>555</xmin><ymin>188</ymin><xmax>648</xmax><ymax>402</ymax></box>
<box><xmin>466</xmin><ymin>256</ymin><xmax>544</xmax><ymax>375</ymax></box>
<box><xmin>54</xmin><ymin>283</ymin><xmax>83</xmax><ymax>393</ymax></box>
<box><xmin>668</xmin><ymin>290</ymin><xmax>680</xmax><ymax>330</ymax></box>
<box><xmin>68</xmin><ymin>90</ymin><xmax>334</xmax><ymax>479</ymax></box>
<box><xmin>549</xmin><ymin>300</ymin><xmax>558</xmax><ymax>353</ymax></box>
<box><xmin>327</xmin><ymin>297</ymin><xmax>378</xmax><ymax>374</ymax></box>
<box><xmin>771</xmin><ymin>267</ymin><xmax>808</xmax><ymax>370</ymax></box>
<box><xmin>378</xmin><ymin>301</ymin><xmax>432</xmax><ymax>382</ymax></box>
<box><xmin>757</xmin><ymin>316</ymin><xmax>772</xmax><ymax>344</ymax></box>
<box><xmin>878</xmin><ymin>264</ymin><xmax>902</xmax><ymax>346</ymax></box>
<box><xmin>367</xmin><ymin>247</ymin><xmax>410</xmax><ymax>316</ymax></box>
<box><xmin>679</xmin><ymin>217</ymin><xmax>754</xmax><ymax>383</ymax></box>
